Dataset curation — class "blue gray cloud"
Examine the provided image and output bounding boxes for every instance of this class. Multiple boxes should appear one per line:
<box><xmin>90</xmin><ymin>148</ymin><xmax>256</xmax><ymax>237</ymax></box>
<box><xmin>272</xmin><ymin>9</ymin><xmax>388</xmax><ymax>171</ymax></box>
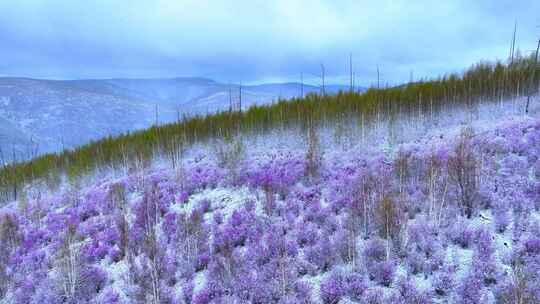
<box><xmin>0</xmin><ymin>0</ymin><xmax>539</xmax><ymax>85</ymax></box>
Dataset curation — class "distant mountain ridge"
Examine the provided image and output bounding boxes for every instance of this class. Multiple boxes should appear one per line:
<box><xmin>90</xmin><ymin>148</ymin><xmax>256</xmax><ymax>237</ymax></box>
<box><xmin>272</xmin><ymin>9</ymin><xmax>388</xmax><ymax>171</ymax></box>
<box><xmin>0</xmin><ymin>77</ymin><xmax>354</xmax><ymax>162</ymax></box>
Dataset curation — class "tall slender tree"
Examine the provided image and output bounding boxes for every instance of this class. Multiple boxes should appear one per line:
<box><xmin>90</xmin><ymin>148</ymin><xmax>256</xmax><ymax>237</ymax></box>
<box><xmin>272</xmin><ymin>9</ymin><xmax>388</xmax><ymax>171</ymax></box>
<box><xmin>526</xmin><ymin>38</ymin><xmax>540</xmax><ymax>113</ymax></box>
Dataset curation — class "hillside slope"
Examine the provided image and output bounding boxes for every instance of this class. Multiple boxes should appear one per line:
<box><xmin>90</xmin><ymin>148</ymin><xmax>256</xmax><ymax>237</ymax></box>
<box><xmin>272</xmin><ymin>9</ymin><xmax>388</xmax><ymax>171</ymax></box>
<box><xmin>0</xmin><ymin>56</ymin><xmax>537</xmax><ymax>203</ymax></box>
<box><xmin>0</xmin><ymin>110</ymin><xmax>538</xmax><ymax>303</ymax></box>
<box><xmin>0</xmin><ymin>77</ymin><xmax>348</xmax><ymax>161</ymax></box>
<box><xmin>0</xmin><ymin>55</ymin><xmax>538</xmax><ymax>303</ymax></box>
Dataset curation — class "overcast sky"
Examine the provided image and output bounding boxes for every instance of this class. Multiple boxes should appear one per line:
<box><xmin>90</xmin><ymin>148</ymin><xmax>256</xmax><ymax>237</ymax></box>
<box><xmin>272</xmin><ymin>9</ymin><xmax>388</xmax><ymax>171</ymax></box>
<box><xmin>0</xmin><ymin>0</ymin><xmax>539</xmax><ymax>85</ymax></box>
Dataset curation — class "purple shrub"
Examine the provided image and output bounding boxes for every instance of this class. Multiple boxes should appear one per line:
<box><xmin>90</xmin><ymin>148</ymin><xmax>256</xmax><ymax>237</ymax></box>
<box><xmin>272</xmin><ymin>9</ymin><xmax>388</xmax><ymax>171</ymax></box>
<box><xmin>198</xmin><ymin>198</ymin><xmax>212</xmax><ymax>214</ymax></box>
<box><xmin>192</xmin><ymin>288</ymin><xmax>212</xmax><ymax>304</ymax></box>
<box><xmin>77</xmin><ymin>190</ymin><xmax>102</xmax><ymax>221</ymax></box>
<box><xmin>494</xmin><ymin>262</ymin><xmax>540</xmax><ymax>304</ymax></box>
<box><xmin>2</xmin><ymin>116</ymin><xmax>540</xmax><ymax>304</ymax></box>
<box><xmin>448</xmin><ymin>221</ymin><xmax>474</xmax><ymax>248</ymax></box>
<box><xmin>372</xmin><ymin>260</ymin><xmax>396</xmax><ymax>287</ymax></box>
<box><xmin>363</xmin><ymin>238</ymin><xmax>386</xmax><ymax>263</ymax></box>
<box><xmin>469</xmin><ymin>228</ymin><xmax>499</xmax><ymax>287</ymax></box>
<box><xmin>406</xmin><ymin>251</ymin><xmax>425</xmax><ymax>275</ymax></box>
<box><xmin>475</xmin><ymin>227</ymin><xmax>494</xmax><ymax>260</ymax></box>
<box><xmin>101</xmin><ymin>289</ymin><xmax>121</xmax><ymax>304</ymax></box>
<box><xmin>363</xmin><ymin>240</ymin><xmax>393</xmax><ymax>286</ymax></box>
<box><xmin>332</xmin><ymin>229</ymin><xmax>352</xmax><ymax>264</ymax></box>
<box><xmin>181</xmin><ymin>281</ymin><xmax>195</xmax><ymax>304</ymax></box>
<box><xmin>184</xmin><ymin>159</ymin><xmax>226</xmax><ymax>192</ymax></box>
<box><xmin>343</xmin><ymin>272</ymin><xmax>367</xmax><ymax>300</ymax></box>
<box><xmin>524</xmin><ymin>237</ymin><xmax>540</xmax><ymax>255</ymax></box>
<box><xmin>322</xmin><ymin>213</ymin><xmax>339</xmax><ymax>235</ymax></box>
<box><xmin>456</xmin><ymin>272</ymin><xmax>484</xmax><ymax>304</ymax></box>
<box><xmin>320</xmin><ymin>271</ymin><xmax>344</xmax><ymax>304</ymax></box>
<box><xmin>81</xmin><ymin>222</ymin><xmax>121</xmax><ymax>263</ymax></box>
<box><xmin>223</xmin><ymin>210</ymin><xmax>249</xmax><ymax>247</ymax></box>
<box><xmin>195</xmin><ymin>252</ymin><xmax>210</xmax><ymax>271</ymax></box>
<box><xmin>243</xmin><ymin>152</ymin><xmax>305</xmax><ymax>196</ymax></box>
<box><xmin>406</xmin><ymin>216</ymin><xmax>443</xmax><ymax>274</ymax></box>
<box><xmin>13</xmin><ymin>278</ymin><xmax>35</xmax><ymax>304</ymax></box>
<box><xmin>392</xmin><ymin>275</ymin><xmax>433</xmax><ymax>304</ymax></box>
<box><xmin>494</xmin><ymin>208</ymin><xmax>510</xmax><ymax>233</ymax></box>
<box><xmin>76</xmin><ymin>266</ymin><xmax>108</xmax><ymax>302</ymax></box>
<box><xmin>304</xmin><ymin>236</ymin><xmax>336</xmax><ymax>272</ymax></box>
<box><xmin>31</xmin><ymin>278</ymin><xmax>62</xmax><ymax>304</ymax></box>
<box><xmin>361</xmin><ymin>287</ymin><xmax>386</xmax><ymax>304</ymax></box>
<box><xmin>162</xmin><ymin>212</ymin><xmax>178</xmax><ymax>241</ymax></box>
<box><xmin>296</xmin><ymin>258</ymin><xmax>317</xmax><ymax>277</ymax></box>
<box><xmin>433</xmin><ymin>264</ymin><xmax>456</xmax><ymax>297</ymax></box>
<box><xmin>296</xmin><ymin>222</ymin><xmax>318</xmax><ymax>247</ymax></box>
<box><xmin>292</xmin><ymin>280</ymin><xmax>312</xmax><ymax>303</ymax></box>
<box><xmin>304</xmin><ymin>199</ymin><xmax>326</xmax><ymax>226</ymax></box>
<box><xmin>448</xmin><ymin>128</ymin><xmax>478</xmax><ymax>218</ymax></box>
<box><xmin>131</xmin><ymin>185</ymin><xmax>162</xmax><ymax>251</ymax></box>
<box><xmin>0</xmin><ymin>213</ymin><xmax>20</xmax><ymax>295</ymax></box>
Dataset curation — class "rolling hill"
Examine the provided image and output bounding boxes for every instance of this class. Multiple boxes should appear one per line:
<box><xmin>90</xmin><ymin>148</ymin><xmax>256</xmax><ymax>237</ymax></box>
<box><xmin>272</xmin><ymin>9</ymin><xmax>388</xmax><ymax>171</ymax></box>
<box><xmin>0</xmin><ymin>77</ymin><xmax>350</xmax><ymax>161</ymax></box>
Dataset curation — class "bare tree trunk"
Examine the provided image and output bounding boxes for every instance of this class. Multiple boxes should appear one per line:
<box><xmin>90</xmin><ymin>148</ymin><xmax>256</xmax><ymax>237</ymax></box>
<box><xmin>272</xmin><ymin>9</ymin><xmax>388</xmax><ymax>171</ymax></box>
<box><xmin>58</xmin><ymin>225</ymin><xmax>81</xmax><ymax>302</ymax></box>
<box><xmin>155</xmin><ymin>104</ymin><xmax>159</xmax><ymax>126</ymax></box>
<box><xmin>377</xmin><ymin>65</ymin><xmax>380</xmax><ymax>89</ymax></box>
<box><xmin>349</xmin><ymin>53</ymin><xmax>353</xmax><ymax>92</ymax></box>
<box><xmin>300</xmin><ymin>72</ymin><xmax>304</xmax><ymax>98</ymax></box>
<box><xmin>526</xmin><ymin>39</ymin><xmax>540</xmax><ymax>113</ymax></box>
<box><xmin>321</xmin><ymin>64</ymin><xmax>326</xmax><ymax>96</ymax></box>
<box><xmin>238</xmin><ymin>82</ymin><xmax>242</xmax><ymax>112</ymax></box>
<box><xmin>228</xmin><ymin>83</ymin><xmax>232</xmax><ymax>113</ymax></box>
<box><xmin>510</xmin><ymin>20</ymin><xmax>517</xmax><ymax>65</ymax></box>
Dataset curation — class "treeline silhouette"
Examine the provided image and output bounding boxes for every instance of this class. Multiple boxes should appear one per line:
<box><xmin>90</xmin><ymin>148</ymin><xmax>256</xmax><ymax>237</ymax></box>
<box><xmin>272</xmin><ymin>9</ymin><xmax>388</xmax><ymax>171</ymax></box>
<box><xmin>0</xmin><ymin>54</ymin><xmax>538</xmax><ymax>202</ymax></box>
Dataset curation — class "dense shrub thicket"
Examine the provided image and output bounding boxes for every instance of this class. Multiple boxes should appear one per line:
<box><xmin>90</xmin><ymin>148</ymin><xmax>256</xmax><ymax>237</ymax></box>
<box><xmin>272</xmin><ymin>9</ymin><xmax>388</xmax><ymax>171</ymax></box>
<box><xmin>0</xmin><ymin>54</ymin><xmax>538</xmax><ymax>202</ymax></box>
<box><xmin>0</xmin><ymin>114</ymin><xmax>539</xmax><ymax>303</ymax></box>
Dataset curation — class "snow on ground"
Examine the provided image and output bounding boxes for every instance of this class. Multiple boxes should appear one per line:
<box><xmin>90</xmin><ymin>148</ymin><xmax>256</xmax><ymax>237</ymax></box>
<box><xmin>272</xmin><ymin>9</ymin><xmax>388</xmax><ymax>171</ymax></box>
<box><xmin>169</xmin><ymin>186</ymin><xmax>259</xmax><ymax>221</ymax></box>
<box><xmin>2</xmin><ymin>95</ymin><xmax>540</xmax><ymax>303</ymax></box>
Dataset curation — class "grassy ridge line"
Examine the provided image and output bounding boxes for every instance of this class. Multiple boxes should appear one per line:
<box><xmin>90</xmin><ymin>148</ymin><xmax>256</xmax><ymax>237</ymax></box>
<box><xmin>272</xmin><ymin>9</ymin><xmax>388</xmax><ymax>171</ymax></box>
<box><xmin>0</xmin><ymin>56</ymin><xmax>538</xmax><ymax>201</ymax></box>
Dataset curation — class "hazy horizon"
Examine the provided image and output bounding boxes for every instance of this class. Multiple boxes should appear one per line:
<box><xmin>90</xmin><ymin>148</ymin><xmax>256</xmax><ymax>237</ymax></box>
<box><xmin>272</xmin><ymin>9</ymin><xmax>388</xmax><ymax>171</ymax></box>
<box><xmin>1</xmin><ymin>1</ymin><xmax>539</xmax><ymax>86</ymax></box>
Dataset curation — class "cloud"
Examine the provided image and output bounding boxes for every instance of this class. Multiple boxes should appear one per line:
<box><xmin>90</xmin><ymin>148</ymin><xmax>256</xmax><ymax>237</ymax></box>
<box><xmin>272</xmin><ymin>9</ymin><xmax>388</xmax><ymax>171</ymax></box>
<box><xmin>0</xmin><ymin>0</ymin><xmax>539</xmax><ymax>85</ymax></box>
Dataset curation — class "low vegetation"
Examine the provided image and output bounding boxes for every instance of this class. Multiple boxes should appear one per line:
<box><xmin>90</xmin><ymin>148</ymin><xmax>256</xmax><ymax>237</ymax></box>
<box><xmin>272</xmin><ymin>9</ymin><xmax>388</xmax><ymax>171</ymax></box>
<box><xmin>0</xmin><ymin>114</ymin><xmax>539</xmax><ymax>303</ymax></box>
<box><xmin>0</xmin><ymin>54</ymin><xmax>538</xmax><ymax>202</ymax></box>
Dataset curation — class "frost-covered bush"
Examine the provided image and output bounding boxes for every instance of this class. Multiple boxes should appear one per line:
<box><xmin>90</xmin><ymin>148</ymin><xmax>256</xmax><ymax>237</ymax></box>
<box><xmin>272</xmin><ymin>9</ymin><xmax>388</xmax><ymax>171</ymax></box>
<box><xmin>363</xmin><ymin>238</ymin><xmax>395</xmax><ymax>286</ymax></box>
<box><xmin>391</xmin><ymin>275</ymin><xmax>433</xmax><ymax>304</ymax></box>
<box><xmin>303</xmin><ymin>199</ymin><xmax>327</xmax><ymax>227</ymax></box>
<box><xmin>447</xmin><ymin>220</ymin><xmax>474</xmax><ymax>248</ymax></box>
<box><xmin>456</xmin><ymin>272</ymin><xmax>485</xmax><ymax>304</ymax></box>
<box><xmin>343</xmin><ymin>272</ymin><xmax>367</xmax><ymax>301</ymax></box>
<box><xmin>242</xmin><ymin>151</ymin><xmax>305</xmax><ymax>196</ymax></box>
<box><xmin>494</xmin><ymin>207</ymin><xmax>510</xmax><ymax>233</ymax></box>
<box><xmin>495</xmin><ymin>236</ymin><xmax>540</xmax><ymax>303</ymax></box>
<box><xmin>101</xmin><ymin>288</ymin><xmax>121</xmax><ymax>304</ymax></box>
<box><xmin>406</xmin><ymin>216</ymin><xmax>443</xmax><ymax>274</ymax></box>
<box><xmin>406</xmin><ymin>251</ymin><xmax>425</xmax><ymax>275</ymax></box>
<box><xmin>371</xmin><ymin>260</ymin><xmax>396</xmax><ymax>287</ymax></box>
<box><xmin>469</xmin><ymin>228</ymin><xmax>500</xmax><ymax>287</ymax></box>
<box><xmin>0</xmin><ymin>213</ymin><xmax>20</xmax><ymax>297</ymax></box>
<box><xmin>361</xmin><ymin>287</ymin><xmax>386</xmax><ymax>304</ymax></box>
<box><xmin>320</xmin><ymin>271</ymin><xmax>344</xmax><ymax>304</ymax></box>
<box><xmin>76</xmin><ymin>266</ymin><xmax>108</xmax><ymax>302</ymax></box>
<box><xmin>296</xmin><ymin>222</ymin><xmax>318</xmax><ymax>247</ymax></box>
<box><xmin>304</xmin><ymin>236</ymin><xmax>336</xmax><ymax>272</ymax></box>
<box><xmin>1</xmin><ymin>116</ymin><xmax>540</xmax><ymax>304</ymax></box>
<box><xmin>448</xmin><ymin>128</ymin><xmax>478</xmax><ymax>218</ymax></box>
<box><xmin>192</xmin><ymin>279</ymin><xmax>222</xmax><ymax>304</ymax></box>
<box><xmin>363</xmin><ymin>238</ymin><xmax>387</xmax><ymax>263</ymax></box>
<box><xmin>433</xmin><ymin>263</ymin><xmax>456</xmax><ymax>297</ymax></box>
